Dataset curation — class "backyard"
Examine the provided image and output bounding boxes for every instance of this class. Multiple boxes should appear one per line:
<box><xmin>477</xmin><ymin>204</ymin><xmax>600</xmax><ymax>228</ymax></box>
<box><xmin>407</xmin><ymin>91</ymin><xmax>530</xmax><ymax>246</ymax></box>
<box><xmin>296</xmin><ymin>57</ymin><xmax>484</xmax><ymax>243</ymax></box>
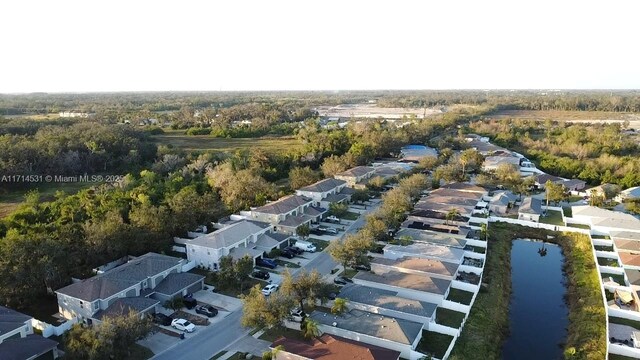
<box><xmin>539</xmin><ymin>210</ymin><xmax>564</xmax><ymax>226</ymax></box>
<box><xmin>417</xmin><ymin>330</ymin><xmax>453</xmax><ymax>359</ymax></box>
<box><xmin>445</xmin><ymin>288</ymin><xmax>474</xmax><ymax>305</ymax></box>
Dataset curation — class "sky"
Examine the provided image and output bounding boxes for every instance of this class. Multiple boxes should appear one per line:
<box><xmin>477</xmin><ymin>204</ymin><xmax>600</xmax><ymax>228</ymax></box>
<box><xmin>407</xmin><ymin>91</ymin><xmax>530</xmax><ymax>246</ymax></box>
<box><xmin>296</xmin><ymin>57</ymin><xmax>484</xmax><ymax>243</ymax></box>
<box><xmin>1</xmin><ymin>0</ymin><xmax>639</xmax><ymax>93</ymax></box>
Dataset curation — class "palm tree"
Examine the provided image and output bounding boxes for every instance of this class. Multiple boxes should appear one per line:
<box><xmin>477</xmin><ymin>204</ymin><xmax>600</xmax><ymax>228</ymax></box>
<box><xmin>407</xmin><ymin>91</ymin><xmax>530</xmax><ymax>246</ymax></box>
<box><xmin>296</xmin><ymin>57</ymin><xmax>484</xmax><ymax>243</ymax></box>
<box><xmin>445</xmin><ymin>208</ymin><xmax>460</xmax><ymax>225</ymax></box>
<box><xmin>262</xmin><ymin>345</ymin><xmax>284</xmax><ymax>360</ymax></box>
<box><xmin>331</xmin><ymin>298</ymin><xmax>349</xmax><ymax>315</ymax></box>
<box><xmin>301</xmin><ymin>318</ymin><xmax>321</xmax><ymax>340</ymax></box>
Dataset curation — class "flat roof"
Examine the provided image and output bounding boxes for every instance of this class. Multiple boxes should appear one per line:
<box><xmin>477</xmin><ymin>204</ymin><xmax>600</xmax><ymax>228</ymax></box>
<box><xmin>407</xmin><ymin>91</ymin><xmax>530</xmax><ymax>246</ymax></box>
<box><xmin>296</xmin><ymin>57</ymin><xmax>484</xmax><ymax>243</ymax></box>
<box><xmin>353</xmin><ymin>270</ymin><xmax>450</xmax><ymax>295</ymax></box>
<box><xmin>371</xmin><ymin>257</ymin><xmax>458</xmax><ymax>278</ymax></box>
<box><xmin>309</xmin><ymin>309</ymin><xmax>423</xmax><ymax>345</ymax></box>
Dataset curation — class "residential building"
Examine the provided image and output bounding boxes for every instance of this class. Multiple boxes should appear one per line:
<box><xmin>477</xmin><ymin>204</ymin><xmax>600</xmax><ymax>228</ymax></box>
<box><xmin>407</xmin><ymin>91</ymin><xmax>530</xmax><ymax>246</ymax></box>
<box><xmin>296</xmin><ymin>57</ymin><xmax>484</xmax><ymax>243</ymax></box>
<box><xmin>518</xmin><ymin>197</ymin><xmax>543</xmax><ymax>222</ymax></box>
<box><xmin>571</xmin><ymin>206</ymin><xmax>640</xmax><ymax>234</ymax></box>
<box><xmin>534</xmin><ymin>173</ymin><xmax>563</xmax><ymax>189</ymax></box>
<box><xmin>334</xmin><ymin>166</ymin><xmax>376</xmax><ymax>189</ymax></box>
<box><xmin>56</xmin><ymin>253</ymin><xmax>203</xmax><ymax>323</ymax></box>
<box><xmin>308</xmin><ymin>309</ymin><xmax>423</xmax><ymax>360</ymax></box>
<box><xmin>384</xmin><ymin>242</ymin><xmax>465</xmax><ymax>264</ymax></box>
<box><xmin>249</xmin><ymin>195</ymin><xmax>320</xmax><ymax>234</ymax></box>
<box><xmin>295</xmin><ymin>178</ymin><xmax>351</xmax><ymax>209</ymax></box>
<box><xmin>393</xmin><ymin>228</ymin><xmax>467</xmax><ymax>249</ymax></box>
<box><xmin>0</xmin><ymin>306</ymin><xmax>59</xmax><ymax>360</ymax></box>
<box><xmin>482</xmin><ymin>154</ymin><xmax>521</xmax><ymax>172</ymax></box>
<box><xmin>352</xmin><ymin>269</ymin><xmax>451</xmax><ymax>303</ymax></box>
<box><xmin>562</xmin><ymin>179</ymin><xmax>587</xmax><ymax>192</ymax></box>
<box><xmin>177</xmin><ymin>220</ymin><xmax>290</xmax><ymax>270</ymax></box>
<box><xmin>399</xmin><ymin>145</ymin><xmax>438</xmax><ymax>163</ymax></box>
<box><xmin>270</xmin><ymin>334</ymin><xmax>401</xmax><ymax>360</ymax></box>
<box><xmin>370</xmin><ymin>256</ymin><xmax>459</xmax><ymax>280</ymax></box>
<box><xmin>616</xmin><ymin>186</ymin><xmax>640</xmax><ymax>202</ymax></box>
<box><xmin>488</xmin><ymin>190</ymin><xmax>518</xmax><ymax>215</ymax></box>
<box><xmin>439</xmin><ymin>182</ymin><xmax>487</xmax><ymax>195</ymax></box>
<box><xmin>337</xmin><ymin>284</ymin><xmax>437</xmax><ymax>324</ymax></box>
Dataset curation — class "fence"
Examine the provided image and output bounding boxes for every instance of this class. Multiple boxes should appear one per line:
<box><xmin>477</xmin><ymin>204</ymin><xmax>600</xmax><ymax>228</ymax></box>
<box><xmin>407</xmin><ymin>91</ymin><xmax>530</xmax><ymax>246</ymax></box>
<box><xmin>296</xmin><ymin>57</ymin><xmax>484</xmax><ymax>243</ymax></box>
<box><xmin>32</xmin><ymin>317</ymin><xmax>77</xmax><ymax>337</ymax></box>
<box><xmin>181</xmin><ymin>260</ymin><xmax>197</xmax><ymax>273</ymax></box>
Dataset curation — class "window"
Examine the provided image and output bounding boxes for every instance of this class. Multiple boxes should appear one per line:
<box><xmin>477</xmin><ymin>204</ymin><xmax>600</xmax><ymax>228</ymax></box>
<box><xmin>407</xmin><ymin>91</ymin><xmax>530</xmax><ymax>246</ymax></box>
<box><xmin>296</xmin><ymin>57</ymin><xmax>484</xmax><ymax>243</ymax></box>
<box><xmin>79</xmin><ymin>301</ymin><xmax>83</xmax><ymax>309</ymax></box>
<box><xmin>94</xmin><ymin>302</ymin><xmax>99</xmax><ymax>310</ymax></box>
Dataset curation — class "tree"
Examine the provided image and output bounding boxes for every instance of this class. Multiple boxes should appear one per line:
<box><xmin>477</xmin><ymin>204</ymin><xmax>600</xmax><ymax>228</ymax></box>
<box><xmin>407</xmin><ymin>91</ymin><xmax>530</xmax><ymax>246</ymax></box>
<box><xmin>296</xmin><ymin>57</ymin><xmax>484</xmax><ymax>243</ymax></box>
<box><xmin>545</xmin><ymin>180</ymin><xmax>566</xmax><ymax>208</ymax></box>
<box><xmin>351</xmin><ymin>189</ymin><xmax>370</xmax><ymax>204</ymax></box>
<box><xmin>321</xmin><ymin>155</ymin><xmax>349</xmax><ymax>177</ymax></box>
<box><xmin>328</xmin><ymin>202</ymin><xmax>348</xmax><ymax>218</ymax></box>
<box><xmin>163</xmin><ymin>297</ymin><xmax>184</xmax><ymax>310</ymax></box>
<box><xmin>235</xmin><ymin>255</ymin><xmax>255</xmax><ymax>293</ymax></box>
<box><xmin>262</xmin><ymin>345</ymin><xmax>284</xmax><ymax>360</ymax></box>
<box><xmin>445</xmin><ymin>208</ymin><xmax>461</xmax><ymax>225</ymax></box>
<box><xmin>207</xmin><ymin>162</ymin><xmax>275</xmax><ymax>212</ymax></box>
<box><xmin>331</xmin><ymin>298</ymin><xmax>349</xmax><ymax>315</ymax></box>
<box><xmin>280</xmin><ymin>269</ymin><xmax>327</xmax><ymax>311</ymax></box>
<box><xmin>65</xmin><ymin>311</ymin><xmax>153</xmax><ymax>360</ymax></box>
<box><xmin>458</xmin><ymin>149</ymin><xmax>484</xmax><ymax>175</ymax></box>
<box><xmin>417</xmin><ymin>156</ymin><xmax>439</xmax><ymax>172</ymax></box>
<box><xmin>289</xmin><ymin>166</ymin><xmax>321</xmax><ymax>190</ymax></box>
<box><xmin>241</xmin><ymin>285</ymin><xmax>292</xmax><ymax>329</ymax></box>
<box><xmin>301</xmin><ymin>318</ymin><xmax>321</xmax><ymax>340</ymax></box>
<box><xmin>367</xmin><ymin>176</ymin><xmax>387</xmax><ymax>191</ymax></box>
<box><xmin>296</xmin><ymin>224</ymin><xmax>310</xmax><ymax>239</ymax></box>
<box><xmin>328</xmin><ymin>233</ymin><xmax>373</xmax><ymax>271</ymax></box>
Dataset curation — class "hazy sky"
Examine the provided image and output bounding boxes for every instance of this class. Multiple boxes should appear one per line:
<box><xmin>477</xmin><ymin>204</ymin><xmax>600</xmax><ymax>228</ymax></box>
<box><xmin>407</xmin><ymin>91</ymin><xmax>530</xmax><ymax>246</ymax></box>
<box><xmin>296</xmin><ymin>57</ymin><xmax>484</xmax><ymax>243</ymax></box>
<box><xmin>1</xmin><ymin>0</ymin><xmax>639</xmax><ymax>92</ymax></box>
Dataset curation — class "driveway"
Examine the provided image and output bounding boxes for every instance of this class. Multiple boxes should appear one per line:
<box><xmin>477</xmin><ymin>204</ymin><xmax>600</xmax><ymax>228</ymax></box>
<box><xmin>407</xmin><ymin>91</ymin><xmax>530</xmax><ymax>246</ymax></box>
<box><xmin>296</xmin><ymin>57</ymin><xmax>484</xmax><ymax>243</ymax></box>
<box><xmin>193</xmin><ymin>291</ymin><xmax>242</xmax><ymax>313</ymax></box>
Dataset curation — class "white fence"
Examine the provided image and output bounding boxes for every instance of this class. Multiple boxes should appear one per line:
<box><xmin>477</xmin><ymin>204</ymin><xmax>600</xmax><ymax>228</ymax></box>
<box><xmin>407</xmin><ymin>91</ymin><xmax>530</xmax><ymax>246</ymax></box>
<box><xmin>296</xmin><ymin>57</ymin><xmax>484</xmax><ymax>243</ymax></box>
<box><xmin>181</xmin><ymin>260</ymin><xmax>197</xmax><ymax>273</ymax></box>
<box><xmin>32</xmin><ymin>317</ymin><xmax>77</xmax><ymax>337</ymax></box>
<box><xmin>609</xmin><ymin>343</ymin><xmax>640</xmax><ymax>358</ymax></box>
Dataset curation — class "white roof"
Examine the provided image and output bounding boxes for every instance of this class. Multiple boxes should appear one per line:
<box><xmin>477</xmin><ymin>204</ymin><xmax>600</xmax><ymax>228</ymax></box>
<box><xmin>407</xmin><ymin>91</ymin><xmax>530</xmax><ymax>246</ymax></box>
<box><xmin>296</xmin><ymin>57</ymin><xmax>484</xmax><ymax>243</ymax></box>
<box><xmin>571</xmin><ymin>205</ymin><xmax>640</xmax><ymax>231</ymax></box>
<box><xmin>187</xmin><ymin>220</ymin><xmax>270</xmax><ymax>249</ymax></box>
<box><xmin>621</xmin><ymin>186</ymin><xmax>640</xmax><ymax>198</ymax></box>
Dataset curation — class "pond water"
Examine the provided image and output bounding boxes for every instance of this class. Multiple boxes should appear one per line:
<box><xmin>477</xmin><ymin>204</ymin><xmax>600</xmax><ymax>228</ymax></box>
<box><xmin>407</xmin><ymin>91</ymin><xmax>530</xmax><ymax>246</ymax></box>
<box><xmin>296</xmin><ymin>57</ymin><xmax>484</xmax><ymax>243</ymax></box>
<box><xmin>502</xmin><ymin>239</ymin><xmax>568</xmax><ymax>360</ymax></box>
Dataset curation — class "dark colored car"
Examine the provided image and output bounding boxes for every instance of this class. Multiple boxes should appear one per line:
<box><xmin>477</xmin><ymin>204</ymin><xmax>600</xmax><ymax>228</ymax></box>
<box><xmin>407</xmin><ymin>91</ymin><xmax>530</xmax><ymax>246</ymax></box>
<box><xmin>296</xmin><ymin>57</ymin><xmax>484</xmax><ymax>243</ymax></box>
<box><xmin>195</xmin><ymin>304</ymin><xmax>218</xmax><ymax>317</ymax></box>
<box><xmin>280</xmin><ymin>249</ymin><xmax>295</xmax><ymax>259</ymax></box>
<box><xmin>310</xmin><ymin>228</ymin><xmax>324</xmax><ymax>235</ymax></box>
<box><xmin>284</xmin><ymin>246</ymin><xmax>303</xmax><ymax>255</ymax></box>
<box><xmin>252</xmin><ymin>270</ymin><xmax>270</xmax><ymax>280</ymax></box>
<box><xmin>256</xmin><ymin>258</ymin><xmax>277</xmax><ymax>269</ymax></box>
<box><xmin>333</xmin><ymin>276</ymin><xmax>352</xmax><ymax>286</ymax></box>
<box><xmin>351</xmin><ymin>263</ymin><xmax>371</xmax><ymax>271</ymax></box>
<box><xmin>153</xmin><ymin>313</ymin><xmax>172</xmax><ymax>326</ymax></box>
<box><xmin>183</xmin><ymin>296</ymin><xmax>197</xmax><ymax>309</ymax></box>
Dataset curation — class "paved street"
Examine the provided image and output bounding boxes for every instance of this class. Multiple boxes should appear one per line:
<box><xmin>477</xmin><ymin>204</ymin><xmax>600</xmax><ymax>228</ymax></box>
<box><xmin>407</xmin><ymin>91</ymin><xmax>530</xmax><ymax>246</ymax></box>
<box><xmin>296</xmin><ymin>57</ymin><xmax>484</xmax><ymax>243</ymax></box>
<box><xmin>152</xmin><ymin>310</ymin><xmax>248</xmax><ymax>360</ymax></box>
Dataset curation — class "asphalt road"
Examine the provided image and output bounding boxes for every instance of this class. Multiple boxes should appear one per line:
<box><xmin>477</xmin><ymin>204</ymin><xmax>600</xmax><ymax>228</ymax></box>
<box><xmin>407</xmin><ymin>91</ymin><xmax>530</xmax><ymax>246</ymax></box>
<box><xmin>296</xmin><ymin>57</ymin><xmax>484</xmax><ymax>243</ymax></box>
<box><xmin>152</xmin><ymin>310</ymin><xmax>248</xmax><ymax>360</ymax></box>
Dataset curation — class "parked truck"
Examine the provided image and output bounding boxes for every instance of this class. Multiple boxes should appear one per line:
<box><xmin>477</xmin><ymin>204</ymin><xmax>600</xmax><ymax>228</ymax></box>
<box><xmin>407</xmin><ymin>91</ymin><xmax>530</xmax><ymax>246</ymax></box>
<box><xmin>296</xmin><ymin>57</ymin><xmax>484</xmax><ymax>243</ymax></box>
<box><xmin>293</xmin><ymin>240</ymin><xmax>316</xmax><ymax>252</ymax></box>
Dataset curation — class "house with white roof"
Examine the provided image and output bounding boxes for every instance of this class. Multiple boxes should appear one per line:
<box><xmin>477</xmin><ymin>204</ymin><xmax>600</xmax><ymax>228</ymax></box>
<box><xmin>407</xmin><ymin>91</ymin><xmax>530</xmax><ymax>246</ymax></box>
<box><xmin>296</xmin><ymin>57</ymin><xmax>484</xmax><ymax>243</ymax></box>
<box><xmin>334</xmin><ymin>166</ymin><xmax>376</xmax><ymax>189</ymax></box>
<box><xmin>249</xmin><ymin>195</ymin><xmax>322</xmax><ymax>234</ymax></box>
<box><xmin>571</xmin><ymin>206</ymin><xmax>640</xmax><ymax>234</ymax></box>
<box><xmin>295</xmin><ymin>178</ymin><xmax>352</xmax><ymax>209</ymax></box>
<box><xmin>177</xmin><ymin>219</ymin><xmax>291</xmax><ymax>270</ymax></box>
<box><xmin>616</xmin><ymin>186</ymin><xmax>640</xmax><ymax>202</ymax></box>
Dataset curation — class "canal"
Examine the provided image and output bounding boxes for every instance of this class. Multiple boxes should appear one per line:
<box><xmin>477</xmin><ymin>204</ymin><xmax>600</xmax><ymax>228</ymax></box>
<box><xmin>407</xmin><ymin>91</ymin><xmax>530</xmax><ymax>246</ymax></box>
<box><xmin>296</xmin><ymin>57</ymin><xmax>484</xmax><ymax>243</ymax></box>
<box><xmin>502</xmin><ymin>239</ymin><xmax>569</xmax><ymax>360</ymax></box>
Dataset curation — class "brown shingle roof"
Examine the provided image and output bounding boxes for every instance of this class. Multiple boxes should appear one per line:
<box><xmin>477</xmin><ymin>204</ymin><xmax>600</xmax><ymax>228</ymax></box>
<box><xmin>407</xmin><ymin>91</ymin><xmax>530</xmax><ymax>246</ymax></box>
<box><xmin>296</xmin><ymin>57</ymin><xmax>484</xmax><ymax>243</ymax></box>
<box><xmin>271</xmin><ymin>334</ymin><xmax>400</xmax><ymax>360</ymax></box>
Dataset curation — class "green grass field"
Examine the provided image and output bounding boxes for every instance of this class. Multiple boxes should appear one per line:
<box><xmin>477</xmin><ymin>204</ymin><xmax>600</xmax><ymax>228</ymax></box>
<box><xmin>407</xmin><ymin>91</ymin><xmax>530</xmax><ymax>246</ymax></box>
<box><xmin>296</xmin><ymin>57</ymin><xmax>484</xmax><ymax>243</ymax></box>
<box><xmin>0</xmin><ymin>181</ymin><xmax>93</xmax><ymax>218</ymax></box>
<box><xmin>152</xmin><ymin>131</ymin><xmax>302</xmax><ymax>153</ymax></box>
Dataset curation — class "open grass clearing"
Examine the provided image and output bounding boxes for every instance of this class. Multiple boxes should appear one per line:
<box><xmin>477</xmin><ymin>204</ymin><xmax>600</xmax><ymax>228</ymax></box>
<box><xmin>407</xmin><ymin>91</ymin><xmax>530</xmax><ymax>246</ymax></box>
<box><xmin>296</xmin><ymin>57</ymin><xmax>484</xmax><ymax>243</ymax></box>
<box><xmin>0</xmin><ymin>181</ymin><xmax>93</xmax><ymax>218</ymax></box>
<box><xmin>152</xmin><ymin>133</ymin><xmax>302</xmax><ymax>153</ymax></box>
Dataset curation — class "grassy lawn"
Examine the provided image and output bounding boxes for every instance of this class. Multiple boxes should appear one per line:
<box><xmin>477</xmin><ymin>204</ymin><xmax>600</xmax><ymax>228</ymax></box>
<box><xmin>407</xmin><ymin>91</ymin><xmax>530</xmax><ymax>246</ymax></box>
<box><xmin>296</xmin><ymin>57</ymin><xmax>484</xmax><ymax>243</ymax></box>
<box><xmin>275</xmin><ymin>259</ymin><xmax>301</xmax><ymax>268</ymax></box>
<box><xmin>341</xmin><ymin>211</ymin><xmax>360</xmax><ymax>221</ymax></box>
<box><xmin>446</xmin><ymin>288</ymin><xmax>474</xmax><ymax>305</ymax></box>
<box><xmin>152</xmin><ymin>133</ymin><xmax>302</xmax><ymax>153</ymax></box>
<box><xmin>567</xmin><ymin>223</ymin><xmax>591</xmax><ymax>229</ymax></box>
<box><xmin>306</xmin><ymin>238</ymin><xmax>330</xmax><ymax>252</ymax></box>
<box><xmin>0</xmin><ymin>181</ymin><xmax>93</xmax><ymax>218</ymax></box>
<box><xmin>435</xmin><ymin>308</ymin><xmax>466</xmax><ymax>328</ymax></box>
<box><xmin>450</xmin><ymin>223</ymin><xmax>606</xmax><ymax>360</ymax></box>
<box><xmin>341</xmin><ymin>268</ymin><xmax>358</xmax><ymax>279</ymax></box>
<box><xmin>416</xmin><ymin>330</ymin><xmax>453</xmax><ymax>359</ymax></box>
<box><xmin>597</xmin><ymin>257</ymin><xmax>620</xmax><ymax>267</ymax></box>
<box><xmin>123</xmin><ymin>344</ymin><xmax>154</xmax><ymax>360</ymax></box>
<box><xmin>563</xmin><ymin>206</ymin><xmax>573</xmax><ymax>218</ymax></box>
<box><xmin>593</xmin><ymin>245</ymin><xmax>614</xmax><ymax>252</ymax></box>
<box><xmin>539</xmin><ymin>210</ymin><xmax>564</xmax><ymax>226</ymax></box>
<box><xmin>609</xmin><ymin>316</ymin><xmax>640</xmax><ymax>330</ymax></box>
<box><xmin>258</xmin><ymin>325</ymin><xmax>306</xmax><ymax>343</ymax></box>
<box><xmin>188</xmin><ymin>268</ymin><xmax>268</xmax><ymax>297</ymax></box>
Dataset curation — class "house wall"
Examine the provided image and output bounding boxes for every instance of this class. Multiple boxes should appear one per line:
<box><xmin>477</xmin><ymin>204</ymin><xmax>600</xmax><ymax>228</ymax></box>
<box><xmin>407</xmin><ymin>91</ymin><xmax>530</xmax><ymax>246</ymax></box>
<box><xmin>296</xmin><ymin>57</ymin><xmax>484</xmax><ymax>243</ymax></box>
<box><xmin>316</xmin><ymin>324</ymin><xmax>415</xmax><ymax>360</ymax></box>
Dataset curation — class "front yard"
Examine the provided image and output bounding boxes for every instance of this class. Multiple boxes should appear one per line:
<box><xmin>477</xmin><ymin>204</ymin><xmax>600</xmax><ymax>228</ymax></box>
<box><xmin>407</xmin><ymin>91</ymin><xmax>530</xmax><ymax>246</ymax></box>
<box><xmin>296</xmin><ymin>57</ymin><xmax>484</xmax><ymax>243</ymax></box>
<box><xmin>258</xmin><ymin>325</ymin><xmax>306</xmax><ymax>342</ymax></box>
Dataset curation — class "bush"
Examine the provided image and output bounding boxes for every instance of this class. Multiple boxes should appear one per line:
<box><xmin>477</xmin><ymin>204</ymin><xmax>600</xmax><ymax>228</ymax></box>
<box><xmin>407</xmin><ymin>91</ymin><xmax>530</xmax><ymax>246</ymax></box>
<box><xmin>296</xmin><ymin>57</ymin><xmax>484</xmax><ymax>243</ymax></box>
<box><xmin>163</xmin><ymin>297</ymin><xmax>184</xmax><ymax>310</ymax></box>
<box><xmin>268</xmin><ymin>248</ymin><xmax>281</xmax><ymax>258</ymax></box>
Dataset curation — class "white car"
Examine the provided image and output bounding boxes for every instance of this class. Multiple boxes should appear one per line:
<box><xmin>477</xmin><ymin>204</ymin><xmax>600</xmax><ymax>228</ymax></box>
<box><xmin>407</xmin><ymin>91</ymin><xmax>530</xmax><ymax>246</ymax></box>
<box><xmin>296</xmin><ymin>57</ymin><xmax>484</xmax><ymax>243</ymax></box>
<box><xmin>262</xmin><ymin>284</ymin><xmax>279</xmax><ymax>296</ymax></box>
<box><xmin>289</xmin><ymin>308</ymin><xmax>307</xmax><ymax>322</ymax></box>
<box><xmin>171</xmin><ymin>318</ymin><xmax>196</xmax><ymax>333</ymax></box>
<box><xmin>326</xmin><ymin>215</ymin><xmax>340</xmax><ymax>223</ymax></box>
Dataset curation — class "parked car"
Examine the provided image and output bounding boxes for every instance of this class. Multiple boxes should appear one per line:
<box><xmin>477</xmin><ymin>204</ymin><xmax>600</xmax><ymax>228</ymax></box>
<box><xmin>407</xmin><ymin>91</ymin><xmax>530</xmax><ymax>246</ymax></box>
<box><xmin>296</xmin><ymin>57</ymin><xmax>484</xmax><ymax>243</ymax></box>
<box><xmin>317</xmin><ymin>226</ymin><xmax>328</xmax><ymax>232</ymax></box>
<box><xmin>284</xmin><ymin>246</ymin><xmax>303</xmax><ymax>255</ymax></box>
<box><xmin>280</xmin><ymin>249</ymin><xmax>296</xmax><ymax>259</ymax></box>
<box><xmin>326</xmin><ymin>215</ymin><xmax>340</xmax><ymax>223</ymax></box>
<box><xmin>195</xmin><ymin>304</ymin><xmax>218</xmax><ymax>317</ymax></box>
<box><xmin>333</xmin><ymin>276</ymin><xmax>352</xmax><ymax>286</ymax></box>
<box><xmin>183</xmin><ymin>296</ymin><xmax>197</xmax><ymax>310</ymax></box>
<box><xmin>310</xmin><ymin>228</ymin><xmax>325</xmax><ymax>235</ymax></box>
<box><xmin>289</xmin><ymin>308</ymin><xmax>307</xmax><ymax>322</ymax></box>
<box><xmin>171</xmin><ymin>318</ymin><xmax>196</xmax><ymax>332</ymax></box>
<box><xmin>327</xmin><ymin>292</ymin><xmax>337</xmax><ymax>300</ymax></box>
<box><xmin>252</xmin><ymin>270</ymin><xmax>270</xmax><ymax>280</ymax></box>
<box><xmin>256</xmin><ymin>258</ymin><xmax>277</xmax><ymax>269</ymax></box>
<box><xmin>324</xmin><ymin>227</ymin><xmax>338</xmax><ymax>235</ymax></box>
<box><xmin>262</xmin><ymin>284</ymin><xmax>279</xmax><ymax>296</ymax></box>
<box><xmin>351</xmin><ymin>263</ymin><xmax>371</xmax><ymax>271</ymax></box>
<box><xmin>293</xmin><ymin>240</ymin><xmax>316</xmax><ymax>253</ymax></box>
<box><xmin>152</xmin><ymin>313</ymin><xmax>172</xmax><ymax>326</ymax></box>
